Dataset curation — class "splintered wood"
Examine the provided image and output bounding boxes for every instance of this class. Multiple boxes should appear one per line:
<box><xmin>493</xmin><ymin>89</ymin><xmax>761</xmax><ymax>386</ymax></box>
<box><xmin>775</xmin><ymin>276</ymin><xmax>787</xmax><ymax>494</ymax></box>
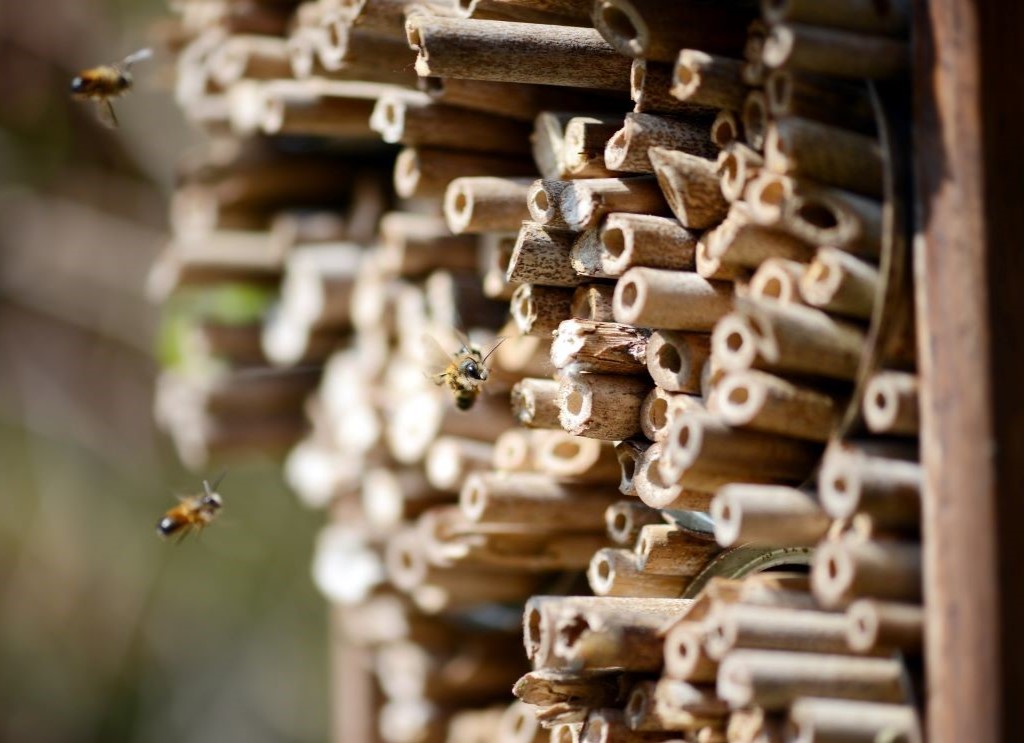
<box><xmin>154</xmin><ymin>0</ymin><xmax>925</xmax><ymax>741</ymax></box>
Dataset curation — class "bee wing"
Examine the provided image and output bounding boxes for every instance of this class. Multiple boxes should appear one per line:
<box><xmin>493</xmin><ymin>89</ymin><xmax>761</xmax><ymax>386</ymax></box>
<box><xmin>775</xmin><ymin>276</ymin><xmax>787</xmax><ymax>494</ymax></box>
<box><xmin>119</xmin><ymin>47</ymin><xmax>153</xmax><ymax>69</ymax></box>
<box><xmin>453</xmin><ymin>328</ymin><xmax>474</xmax><ymax>352</ymax></box>
<box><xmin>95</xmin><ymin>99</ymin><xmax>118</xmax><ymax>128</ymax></box>
<box><xmin>421</xmin><ymin>333</ymin><xmax>454</xmax><ymax>379</ymax></box>
<box><xmin>205</xmin><ymin>470</ymin><xmax>228</xmax><ymax>496</ymax></box>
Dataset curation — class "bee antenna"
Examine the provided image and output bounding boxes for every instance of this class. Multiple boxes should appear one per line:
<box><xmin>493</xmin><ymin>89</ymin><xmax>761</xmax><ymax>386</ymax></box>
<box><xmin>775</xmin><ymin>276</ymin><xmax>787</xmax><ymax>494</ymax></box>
<box><xmin>205</xmin><ymin>470</ymin><xmax>228</xmax><ymax>495</ymax></box>
<box><xmin>481</xmin><ymin>336</ymin><xmax>507</xmax><ymax>364</ymax></box>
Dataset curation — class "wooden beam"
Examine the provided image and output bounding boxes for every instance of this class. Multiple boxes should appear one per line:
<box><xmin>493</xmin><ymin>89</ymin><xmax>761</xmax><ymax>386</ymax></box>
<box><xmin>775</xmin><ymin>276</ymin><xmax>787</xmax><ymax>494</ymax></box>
<box><xmin>915</xmin><ymin>1</ymin><xmax>1024</xmax><ymax>741</ymax></box>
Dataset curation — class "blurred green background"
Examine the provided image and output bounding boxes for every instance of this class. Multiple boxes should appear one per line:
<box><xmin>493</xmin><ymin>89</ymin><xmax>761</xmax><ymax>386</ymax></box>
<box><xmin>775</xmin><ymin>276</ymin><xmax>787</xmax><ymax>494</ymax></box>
<box><xmin>0</xmin><ymin>1</ymin><xmax>329</xmax><ymax>740</ymax></box>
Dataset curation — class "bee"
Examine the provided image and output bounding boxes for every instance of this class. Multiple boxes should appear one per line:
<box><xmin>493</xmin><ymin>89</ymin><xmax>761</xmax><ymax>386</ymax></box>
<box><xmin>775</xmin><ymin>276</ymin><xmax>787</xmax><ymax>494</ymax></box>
<box><xmin>70</xmin><ymin>48</ymin><xmax>152</xmax><ymax>128</ymax></box>
<box><xmin>424</xmin><ymin>331</ymin><xmax>504</xmax><ymax>411</ymax></box>
<box><xmin>156</xmin><ymin>473</ymin><xmax>225</xmax><ymax>542</ymax></box>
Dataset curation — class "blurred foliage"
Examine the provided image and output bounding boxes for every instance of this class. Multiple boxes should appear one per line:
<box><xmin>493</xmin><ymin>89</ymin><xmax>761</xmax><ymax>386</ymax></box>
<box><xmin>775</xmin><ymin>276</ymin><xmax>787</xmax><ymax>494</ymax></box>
<box><xmin>0</xmin><ymin>0</ymin><xmax>331</xmax><ymax>740</ymax></box>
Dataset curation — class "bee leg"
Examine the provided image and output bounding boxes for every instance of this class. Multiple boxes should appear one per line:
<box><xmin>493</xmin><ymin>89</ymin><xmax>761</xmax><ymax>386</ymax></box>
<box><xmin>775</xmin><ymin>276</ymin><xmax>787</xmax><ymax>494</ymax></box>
<box><xmin>174</xmin><ymin>526</ymin><xmax>193</xmax><ymax>545</ymax></box>
<box><xmin>98</xmin><ymin>99</ymin><xmax>118</xmax><ymax>128</ymax></box>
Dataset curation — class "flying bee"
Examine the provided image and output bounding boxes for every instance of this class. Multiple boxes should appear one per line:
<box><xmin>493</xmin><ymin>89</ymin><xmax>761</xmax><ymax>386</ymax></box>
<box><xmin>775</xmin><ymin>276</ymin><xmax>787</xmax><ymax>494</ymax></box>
<box><xmin>156</xmin><ymin>473</ymin><xmax>226</xmax><ymax>543</ymax></box>
<box><xmin>424</xmin><ymin>331</ymin><xmax>504</xmax><ymax>411</ymax></box>
<box><xmin>70</xmin><ymin>48</ymin><xmax>152</xmax><ymax>128</ymax></box>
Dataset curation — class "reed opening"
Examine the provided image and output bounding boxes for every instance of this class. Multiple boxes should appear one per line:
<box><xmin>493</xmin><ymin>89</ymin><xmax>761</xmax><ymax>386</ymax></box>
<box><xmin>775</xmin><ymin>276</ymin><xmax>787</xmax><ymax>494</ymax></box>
<box><xmin>552</xmin><ymin>439</ymin><xmax>581</xmax><ymax>459</ymax></box>
<box><xmin>602</xmin><ymin>227</ymin><xmax>626</xmax><ymax>258</ymax></box>
<box><xmin>620</xmin><ymin>279</ymin><xmax>639</xmax><ymax>308</ymax></box>
<box><xmin>526</xmin><ymin>606</ymin><xmax>543</xmax><ymax>651</ymax></box>
<box><xmin>566</xmin><ymin>390</ymin><xmax>585</xmax><ymax>416</ymax></box>
<box><xmin>796</xmin><ymin>202</ymin><xmax>839</xmax><ymax>229</ymax></box>
<box><xmin>601</xmin><ymin>5</ymin><xmax>639</xmax><ymax>46</ymax></box>
<box><xmin>657</xmin><ymin>343</ymin><xmax>682</xmax><ymax>373</ymax></box>
<box><xmin>650</xmin><ymin>397</ymin><xmax>669</xmax><ymax>430</ymax></box>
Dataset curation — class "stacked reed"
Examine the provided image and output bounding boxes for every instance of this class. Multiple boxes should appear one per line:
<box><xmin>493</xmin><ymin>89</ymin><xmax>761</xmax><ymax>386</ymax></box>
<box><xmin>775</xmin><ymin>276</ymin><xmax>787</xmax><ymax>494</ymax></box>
<box><xmin>153</xmin><ymin>0</ymin><xmax>927</xmax><ymax>741</ymax></box>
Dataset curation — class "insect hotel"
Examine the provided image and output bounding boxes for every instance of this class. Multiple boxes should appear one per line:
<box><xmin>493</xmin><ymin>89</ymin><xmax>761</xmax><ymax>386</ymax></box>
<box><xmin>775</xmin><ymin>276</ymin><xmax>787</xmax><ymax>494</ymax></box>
<box><xmin>151</xmin><ymin>0</ymin><xmax>1019</xmax><ymax>741</ymax></box>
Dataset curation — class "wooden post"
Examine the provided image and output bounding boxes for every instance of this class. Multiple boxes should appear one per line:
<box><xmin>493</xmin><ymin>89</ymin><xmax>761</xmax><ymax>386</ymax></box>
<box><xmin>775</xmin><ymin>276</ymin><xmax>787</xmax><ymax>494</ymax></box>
<box><xmin>915</xmin><ymin>1</ymin><xmax>1024</xmax><ymax>740</ymax></box>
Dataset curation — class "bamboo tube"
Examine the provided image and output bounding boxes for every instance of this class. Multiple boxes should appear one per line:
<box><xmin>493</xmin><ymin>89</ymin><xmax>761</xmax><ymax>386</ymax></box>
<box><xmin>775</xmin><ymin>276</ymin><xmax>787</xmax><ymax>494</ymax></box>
<box><xmin>422</xmin><ymin>73</ymin><xmax>612</xmax><ymax>122</ymax></box>
<box><xmin>559</xmin><ymin>176</ymin><xmax>669</xmax><ymax>231</ymax></box>
<box><xmin>710</xmin><ymin>110</ymin><xmax>741</xmax><ymax>148</ymax></box>
<box><xmin>671</xmin><ymin>50</ymin><xmax>747</xmax><ymax>111</ymax></box>
<box><xmin>261</xmin><ymin>313</ymin><xmax>340</xmax><ymax>367</ymax></box>
<box><xmin>631</xmin><ymin>59</ymin><xmax>715</xmax><ymax>117</ymax></box>
<box><xmin>591</xmin><ymin>0</ymin><xmax>751</xmax><ymax>60</ymax></box>
<box><xmin>711</xmin><ymin>484</ymin><xmax>830</xmax><ymax>547</ymax></box>
<box><xmin>588</xmin><ymin>548</ymin><xmax>690</xmax><ymax>598</ymax></box>
<box><xmin>550</xmin><ymin>724</ymin><xmax>581</xmax><ymax>743</ymax></box>
<box><xmin>534</xmin><ymin>432</ymin><xmax>622</xmax><ymax>483</ymax></box>
<box><xmin>508</xmin><ymin>222</ymin><xmax>583</xmax><ymax>288</ymax></box>
<box><xmin>640</xmin><ymin>387</ymin><xmax>688</xmax><ymax>443</ymax></box>
<box><xmin>762</xmin><ymin>22</ymin><xmax>909</xmax><ymax>80</ymax></box>
<box><xmin>862</xmin><ymin>371</ymin><xmax>919</xmax><ymax>436</ymax></box>
<box><xmin>512</xmin><ymin>284</ymin><xmax>574</xmax><ymax>337</ymax></box>
<box><xmin>511</xmin><ymin>377</ymin><xmax>563</xmax><ymax>429</ymax></box>
<box><xmin>645</xmin><ymin>331</ymin><xmax>710</xmax><ymax>394</ymax></box>
<box><xmin>765</xmin><ymin>68</ymin><xmax>876</xmax><ymax>134</ymax></box>
<box><xmin>361</xmin><ymin>467</ymin><xmax>452</xmax><ymax>530</ymax></box>
<box><xmin>705</xmin><ymin>205</ymin><xmax>815</xmax><ymax>268</ymax></box>
<box><xmin>580</xmin><ymin>709</ymin><xmax>651</xmax><ymax>743</ymax></box>
<box><xmin>407</xmin><ymin>16</ymin><xmax>632</xmax><ymax>90</ymax></box>
<box><xmin>606</xmin><ymin>500</ymin><xmax>664</xmax><ymax>545</ymax></box>
<box><xmin>614</xmin><ymin>438</ymin><xmax>649</xmax><ymax>497</ymax></box>
<box><xmin>798</xmin><ymin>246</ymin><xmax>879</xmax><ymax>319</ymax></box>
<box><xmin>257</xmin><ymin>80</ymin><xmax>380</xmax><ymax>138</ymax></box>
<box><xmin>524</xmin><ymin>595</ymin><xmax>690</xmax><ymax>668</ymax></box>
<box><xmin>371</xmin><ymin>94</ymin><xmax>531</xmax><ymax>155</ymax></box>
<box><xmin>716</xmin><ymin>650</ymin><xmax>907</xmax><ymax>709</ymax></box>
<box><xmin>528</xmin><ymin>179</ymin><xmax>573</xmax><ymax>230</ymax></box>
<box><xmin>765</xmin><ymin>118</ymin><xmax>883</xmax><ymax>198</ymax></box>
<box><xmin>763</xmin><ymin>0</ymin><xmax>911</xmax><ymax>36</ymax></box>
<box><xmin>386</xmin><ymin>529</ymin><xmax>542</xmax><ymax>604</ymax></box>
<box><xmin>571</xmin><ymin>284</ymin><xmax>617</xmax><ymax>323</ymax></box>
<box><xmin>457</xmin><ymin>0</ymin><xmax>595</xmax><ymax>25</ymax></box>
<box><xmin>650</xmin><ymin>679</ymin><xmax>730</xmax><ymax>728</ymax></box>
<box><xmin>599</xmin><ymin>213</ymin><xmax>698</xmax><ymax>275</ymax></box>
<box><xmin>379</xmin><ymin>699</ymin><xmax>448</xmax><ymax>743</ymax></box>
<box><xmin>787</xmin><ymin>698</ymin><xmax>922</xmax><ymax>743</ymax></box>
<box><xmin>496</xmin><ymin>331</ymin><xmax>555</xmax><ymax>378</ymax></box>
<box><xmin>613</xmin><ymin>268</ymin><xmax>733</xmax><ymax>331</ymax></box>
<box><xmin>660</xmin><ymin>411</ymin><xmax>821</xmax><ymax>490</ymax></box>
<box><xmin>190</xmin><ymin>320</ymin><xmax>266</xmax><ymax>365</ymax></box>
<box><xmin>635</xmin><ymin>524</ymin><xmax>720</xmax><ymax>576</ymax></box>
<box><xmin>748</xmin><ymin>259</ymin><xmax>806</xmax><ymax>305</ymax></box>
<box><xmin>209</xmin><ymin>34</ymin><xmax>292</xmax><ymax>87</ymax></box>
<box><xmin>425</xmin><ymin>436</ymin><xmax>495</xmax><ymax>492</ymax></box>
<box><xmin>663</xmin><ymin>621</ymin><xmax>718</xmax><ymax>683</ymax></box>
<box><xmin>447</xmin><ymin>708</ymin><xmax>507</xmax><ymax>743</ymax></box>
<box><xmin>532</xmin><ymin>112</ymin><xmax>574</xmax><ymax>180</ymax></box>
<box><xmin>704</xmin><ymin>604</ymin><xmax>854</xmax><ymax>660</ymax></box>
<box><xmin>514</xmin><ymin>669</ymin><xmax>631</xmax><ymax>709</ymax></box>
<box><xmin>846</xmin><ymin>599</ymin><xmax>924</xmax><ymax>655</ymax></box>
<box><xmin>717</xmin><ymin>143</ymin><xmax>764</xmax><ymax>203</ymax></box>
<box><xmin>739</xmin><ymin>90</ymin><xmax>769</xmax><ymax>151</ymax></box>
<box><xmin>746</xmin><ymin>173</ymin><xmax>883</xmax><ymax>258</ymax></box>
<box><xmin>444</xmin><ymin>176</ymin><xmax>534</xmax><ymax>234</ymax></box>
<box><xmin>558</xmin><ymin>372</ymin><xmax>650</xmax><ymax>440</ymax></box>
<box><xmin>493</xmin><ymin>429</ymin><xmax>540</xmax><ymax>472</ymax></box>
<box><xmin>376</xmin><ymin>638</ymin><xmax>523</xmax><ymax>703</ymax></box>
<box><xmin>817</xmin><ymin>442</ymin><xmax>921</xmax><ymax>528</ymax></box>
<box><xmin>394</xmin><ymin>146</ymin><xmax>536</xmax><ymax>198</ymax></box>
<box><xmin>604</xmin><ymin>113</ymin><xmax>716</xmax><ymax>173</ymax></box>
<box><xmin>379</xmin><ymin>213</ymin><xmax>479</xmax><ymax>277</ymax></box>
<box><xmin>482</xmin><ymin>233</ymin><xmax>521</xmax><ymax>300</ymax></box>
<box><xmin>550</xmin><ymin>319</ymin><xmax>649</xmax><ymax>374</ymax></box>
<box><xmin>811</xmin><ymin>537</ymin><xmax>922</xmax><ymax>608</ymax></box>
<box><xmin>460</xmin><ymin>471</ymin><xmax>621</xmax><ymax>526</ymax></box>
<box><xmin>634</xmin><ymin>441</ymin><xmax>714</xmax><ymax>511</ymax></box>
<box><xmin>648</xmin><ymin>148</ymin><xmax>729</xmax><ymax>229</ymax></box>
<box><xmin>563</xmin><ymin>116</ymin><xmax>623</xmax><ymax>178</ymax></box>
<box><xmin>570</xmin><ymin>229</ymin><xmax>613</xmax><ymax>279</ymax></box>
<box><xmin>553</xmin><ymin>605</ymin><xmax>683</xmax><ymax>672</ymax></box>
<box><xmin>716</xmin><ymin>298</ymin><xmax>866</xmax><ymax>380</ymax></box>
<box><xmin>387</xmin><ymin>389</ymin><xmax>516</xmax><ymax>463</ymax></box>
<box><xmin>726</xmin><ymin>707</ymin><xmax>785</xmax><ymax>743</ymax></box>
<box><xmin>711</xmin><ymin>368</ymin><xmax>840</xmax><ymax>442</ymax></box>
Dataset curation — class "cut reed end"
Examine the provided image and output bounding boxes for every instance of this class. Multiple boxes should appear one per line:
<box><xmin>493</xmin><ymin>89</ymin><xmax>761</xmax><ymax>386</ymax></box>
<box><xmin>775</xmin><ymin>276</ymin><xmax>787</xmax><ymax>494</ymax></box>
<box><xmin>611</xmin><ymin>273</ymin><xmax>645</xmax><ymax>325</ymax></box>
<box><xmin>443</xmin><ymin>179</ymin><xmax>473</xmax><ymax>234</ymax></box>
<box><xmin>811</xmin><ymin>539</ymin><xmax>854</xmax><ymax>608</ymax></box>
<box><xmin>710</xmin><ymin>312</ymin><xmax>761</xmax><ymax>371</ymax></box>
<box><xmin>594</xmin><ymin>0</ymin><xmax>648</xmax><ymax>59</ymax></box>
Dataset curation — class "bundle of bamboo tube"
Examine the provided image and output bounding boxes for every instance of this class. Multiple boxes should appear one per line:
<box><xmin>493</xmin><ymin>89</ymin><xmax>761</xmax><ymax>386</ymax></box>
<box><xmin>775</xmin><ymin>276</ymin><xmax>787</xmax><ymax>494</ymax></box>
<box><xmin>152</xmin><ymin>0</ymin><xmax>927</xmax><ymax>741</ymax></box>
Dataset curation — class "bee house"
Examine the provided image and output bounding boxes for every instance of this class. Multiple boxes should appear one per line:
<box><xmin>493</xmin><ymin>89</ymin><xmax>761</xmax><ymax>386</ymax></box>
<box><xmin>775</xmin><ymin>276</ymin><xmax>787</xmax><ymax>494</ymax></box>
<box><xmin>152</xmin><ymin>0</ymin><xmax>1023</xmax><ymax>741</ymax></box>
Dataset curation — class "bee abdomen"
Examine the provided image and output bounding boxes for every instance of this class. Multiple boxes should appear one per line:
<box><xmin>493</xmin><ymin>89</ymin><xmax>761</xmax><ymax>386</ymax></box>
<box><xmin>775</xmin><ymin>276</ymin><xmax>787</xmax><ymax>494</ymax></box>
<box><xmin>157</xmin><ymin>516</ymin><xmax>184</xmax><ymax>538</ymax></box>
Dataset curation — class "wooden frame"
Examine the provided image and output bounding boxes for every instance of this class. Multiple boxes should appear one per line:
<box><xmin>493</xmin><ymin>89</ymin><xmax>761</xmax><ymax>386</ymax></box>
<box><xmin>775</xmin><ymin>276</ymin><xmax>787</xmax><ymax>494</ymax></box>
<box><xmin>915</xmin><ymin>1</ymin><xmax>1024</xmax><ymax>740</ymax></box>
